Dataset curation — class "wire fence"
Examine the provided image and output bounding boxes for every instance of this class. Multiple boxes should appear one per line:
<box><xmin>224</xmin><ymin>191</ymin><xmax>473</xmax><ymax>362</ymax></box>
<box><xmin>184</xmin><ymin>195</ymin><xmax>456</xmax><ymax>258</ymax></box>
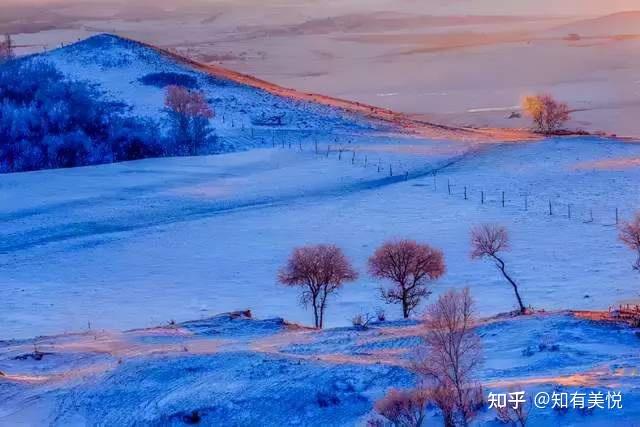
<box><xmin>219</xmin><ymin>127</ymin><xmax>633</xmax><ymax>229</ymax></box>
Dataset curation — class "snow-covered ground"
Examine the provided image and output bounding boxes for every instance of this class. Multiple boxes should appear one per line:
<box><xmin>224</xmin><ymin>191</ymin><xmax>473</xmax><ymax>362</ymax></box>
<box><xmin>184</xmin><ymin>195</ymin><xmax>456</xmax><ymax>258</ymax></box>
<box><xmin>2</xmin><ymin>135</ymin><xmax>640</xmax><ymax>339</ymax></box>
<box><xmin>34</xmin><ymin>34</ymin><xmax>385</xmax><ymax>139</ymax></box>
<box><xmin>3</xmin><ymin>32</ymin><xmax>640</xmax><ymax>426</ymax></box>
<box><xmin>1</xmin><ymin>311</ymin><xmax>639</xmax><ymax>426</ymax></box>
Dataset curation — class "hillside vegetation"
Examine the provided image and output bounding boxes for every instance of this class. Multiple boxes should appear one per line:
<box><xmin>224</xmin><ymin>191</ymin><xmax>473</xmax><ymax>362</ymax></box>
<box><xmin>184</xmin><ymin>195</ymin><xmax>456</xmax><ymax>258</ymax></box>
<box><xmin>0</xmin><ymin>34</ymin><xmax>384</xmax><ymax>173</ymax></box>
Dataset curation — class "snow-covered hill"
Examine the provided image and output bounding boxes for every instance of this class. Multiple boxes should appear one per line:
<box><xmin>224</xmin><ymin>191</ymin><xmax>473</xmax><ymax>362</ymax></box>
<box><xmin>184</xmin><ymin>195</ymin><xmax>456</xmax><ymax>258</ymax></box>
<box><xmin>27</xmin><ymin>33</ymin><xmax>388</xmax><ymax>138</ymax></box>
<box><xmin>4</xmin><ymin>34</ymin><xmax>434</xmax><ymax>173</ymax></box>
<box><xmin>1</xmin><ymin>33</ymin><xmax>532</xmax><ymax>175</ymax></box>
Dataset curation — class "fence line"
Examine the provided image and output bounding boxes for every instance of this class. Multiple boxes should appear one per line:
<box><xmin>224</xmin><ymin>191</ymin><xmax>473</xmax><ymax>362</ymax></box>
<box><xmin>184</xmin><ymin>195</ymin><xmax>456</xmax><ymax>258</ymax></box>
<box><xmin>225</xmin><ymin>127</ymin><xmax>630</xmax><ymax>228</ymax></box>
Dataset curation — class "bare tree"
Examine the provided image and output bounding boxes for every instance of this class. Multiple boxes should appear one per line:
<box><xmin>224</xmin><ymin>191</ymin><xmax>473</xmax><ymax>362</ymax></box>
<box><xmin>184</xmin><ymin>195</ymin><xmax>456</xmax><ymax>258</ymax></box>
<box><xmin>495</xmin><ymin>395</ymin><xmax>530</xmax><ymax>427</ymax></box>
<box><xmin>165</xmin><ymin>85</ymin><xmax>215</xmax><ymax>155</ymax></box>
<box><xmin>521</xmin><ymin>94</ymin><xmax>570</xmax><ymax>134</ymax></box>
<box><xmin>619</xmin><ymin>212</ymin><xmax>640</xmax><ymax>271</ymax></box>
<box><xmin>471</xmin><ymin>224</ymin><xmax>526</xmax><ymax>314</ymax></box>
<box><xmin>413</xmin><ymin>288</ymin><xmax>483</xmax><ymax>427</ymax></box>
<box><xmin>374</xmin><ymin>388</ymin><xmax>429</xmax><ymax>427</ymax></box>
<box><xmin>278</xmin><ymin>244</ymin><xmax>358</xmax><ymax>328</ymax></box>
<box><xmin>368</xmin><ymin>240</ymin><xmax>445</xmax><ymax>318</ymax></box>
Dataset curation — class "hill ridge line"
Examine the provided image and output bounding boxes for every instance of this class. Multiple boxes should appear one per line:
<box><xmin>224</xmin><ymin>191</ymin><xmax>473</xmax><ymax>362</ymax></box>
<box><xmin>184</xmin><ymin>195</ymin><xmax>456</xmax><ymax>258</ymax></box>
<box><xmin>104</xmin><ymin>33</ymin><xmax>536</xmax><ymax>143</ymax></box>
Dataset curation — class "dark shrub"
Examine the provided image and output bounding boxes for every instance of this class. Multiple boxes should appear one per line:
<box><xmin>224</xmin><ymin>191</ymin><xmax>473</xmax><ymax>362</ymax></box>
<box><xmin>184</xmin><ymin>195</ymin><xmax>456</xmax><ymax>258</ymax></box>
<box><xmin>140</xmin><ymin>72</ymin><xmax>199</xmax><ymax>89</ymax></box>
<box><xmin>316</xmin><ymin>391</ymin><xmax>341</xmax><ymax>407</ymax></box>
<box><xmin>182</xmin><ymin>410</ymin><xmax>202</xmax><ymax>424</ymax></box>
<box><xmin>110</xmin><ymin>117</ymin><xmax>163</xmax><ymax>161</ymax></box>
<box><xmin>47</xmin><ymin>131</ymin><xmax>91</xmax><ymax>169</ymax></box>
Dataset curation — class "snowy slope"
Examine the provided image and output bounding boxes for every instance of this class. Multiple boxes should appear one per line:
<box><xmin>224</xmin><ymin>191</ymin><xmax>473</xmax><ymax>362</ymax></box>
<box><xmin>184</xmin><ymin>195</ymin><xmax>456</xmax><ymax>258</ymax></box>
<box><xmin>25</xmin><ymin>33</ymin><xmax>387</xmax><ymax>140</ymax></box>
<box><xmin>2</xmin><ymin>136</ymin><xmax>640</xmax><ymax>339</ymax></box>
<box><xmin>1</xmin><ymin>311</ymin><xmax>639</xmax><ymax>426</ymax></box>
<box><xmin>3</xmin><ymin>31</ymin><xmax>640</xmax><ymax>427</ymax></box>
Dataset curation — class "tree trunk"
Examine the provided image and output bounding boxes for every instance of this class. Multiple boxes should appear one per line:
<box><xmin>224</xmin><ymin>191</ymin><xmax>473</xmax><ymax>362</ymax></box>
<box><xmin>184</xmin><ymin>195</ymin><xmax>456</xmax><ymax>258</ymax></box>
<box><xmin>509</xmin><ymin>278</ymin><xmax>526</xmax><ymax>314</ymax></box>
<box><xmin>402</xmin><ymin>295</ymin><xmax>409</xmax><ymax>318</ymax></box>
<box><xmin>312</xmin><ymin>305</ymin><xmax>319</xmax><ymax>328</ymax></box>
<box><xmin>452</xmin><ymin>372</ymin><xmax>469</xmax><ymax>427</ymax></box>
<box><xmin>312</xmin><ymin>294</ymin><xmax>320</xmax><ymax>328</ymax></box>
<box><xmin>443</xmin><ymin>413</ymin><xmax>455</xmax><ymax>427</ymax></box>
<box><xmin>401</xmin><ymin>284</ymin><xmax>409</xmax><ymax>318</ymax></box>
<box><xmin>318</xmin><ymin>292</ymin><xmax>327</xmax><ymax>329</ymax></box>
<box><xmin>494</xmin><ymin>256</ymin><xmax>526</xmax><ymax>314</ymax></box>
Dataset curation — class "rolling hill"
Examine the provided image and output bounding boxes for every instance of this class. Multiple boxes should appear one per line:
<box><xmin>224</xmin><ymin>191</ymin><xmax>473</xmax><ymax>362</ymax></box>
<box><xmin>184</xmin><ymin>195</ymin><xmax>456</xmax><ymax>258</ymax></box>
<box><xmin>3</xmin><ymin>30</ymin><xmax>640</xmax><ymax>427</ymax></box>
<box><xmin>11</xmin><ymin>33</ymin><xmax>521</xmax><ymax>149</ymax></box>
<box><xmin>2</xmin><ymin>33</ymin><xmax>415</xmax><ymax>173</ymax></box>
<box><xmin>34</xmin><ymin>34</ymin><xmax>387</xmax><ymax>133</ymax></box>
<box><xmin>554</xmin><ymin>11</ymin><xmax>640</xmax><ymax>37</ymax></box>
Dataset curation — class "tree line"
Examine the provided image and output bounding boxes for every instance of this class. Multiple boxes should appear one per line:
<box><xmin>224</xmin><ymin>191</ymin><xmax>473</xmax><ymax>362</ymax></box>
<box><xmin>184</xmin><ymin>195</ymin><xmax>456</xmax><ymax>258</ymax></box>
<box><xmin>278</xmin><ymin>223</ymin><xmax>527</xmax><ymax>329</ymax></box>
<box><xmin>280</xmin><ymin>209</ymin><xmax>640</xmax><ymax>330</ymax></box>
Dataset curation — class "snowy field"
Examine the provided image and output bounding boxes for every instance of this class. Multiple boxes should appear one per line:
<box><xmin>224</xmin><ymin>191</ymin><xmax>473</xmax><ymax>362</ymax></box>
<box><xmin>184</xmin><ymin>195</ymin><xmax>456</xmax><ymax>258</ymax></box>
<box><xmin>2</xmin><ymin>135</ymin><xmax>640</xmax><ymax>339</ymax></box>
<box><xmin>1</xmin><ymin>311</ymin><xmax>639</xmax><ymax>425</ymax></box>
<box><xmin>3</xmin><ymin>32</ymin><xmax>640</xmax><ymax>426</ymax></box>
